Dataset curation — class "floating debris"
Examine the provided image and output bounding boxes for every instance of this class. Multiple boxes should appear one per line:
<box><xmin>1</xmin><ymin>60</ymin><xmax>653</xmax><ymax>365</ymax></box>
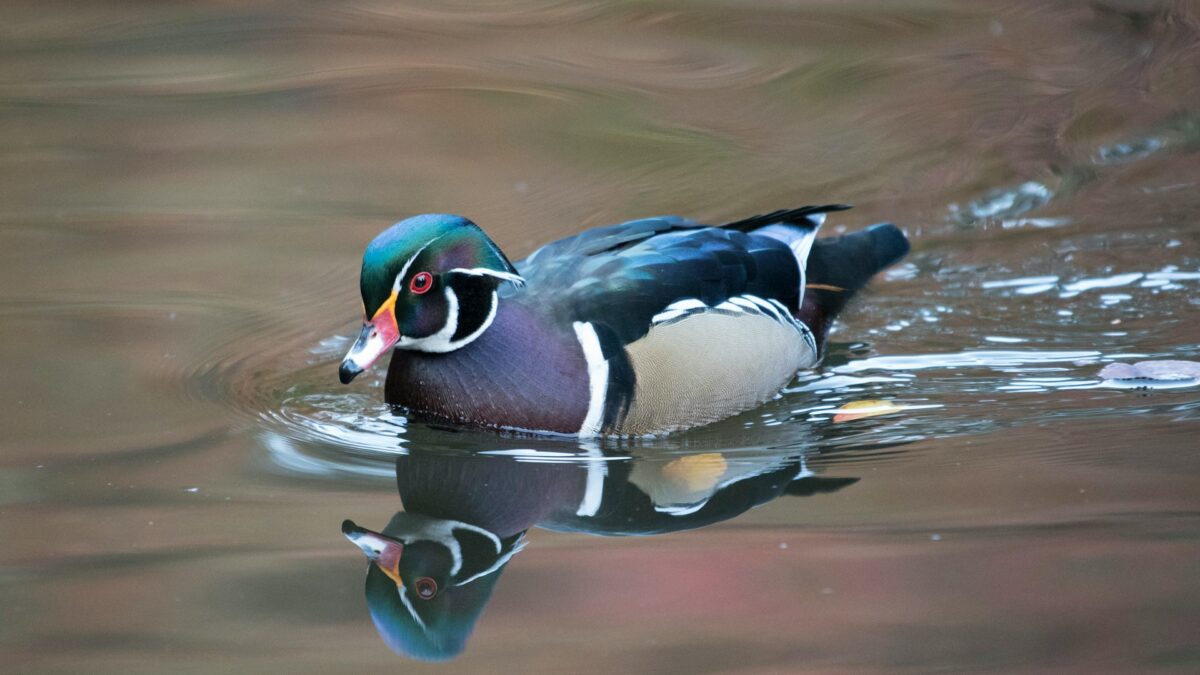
<box><xmin>831</xmin><ymin>400</ymin><xmax>907</xmax><ymax>423</ymax></box>
<box><xmin>1098</xmin><ymin>360</ymin><xmax>1200</xmax><ymax>389</ymax></box>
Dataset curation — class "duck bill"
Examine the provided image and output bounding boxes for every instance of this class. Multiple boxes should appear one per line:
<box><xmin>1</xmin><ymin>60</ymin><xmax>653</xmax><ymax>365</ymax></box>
<box><xmin>339</xmin><ymin>308</ymin><xmax>400</xmax><ymax>384</ymax></box>
<box><xmin>343</xmin><ymin>519</ymin><xmax>405</xmax><ymax>586</ymax></box>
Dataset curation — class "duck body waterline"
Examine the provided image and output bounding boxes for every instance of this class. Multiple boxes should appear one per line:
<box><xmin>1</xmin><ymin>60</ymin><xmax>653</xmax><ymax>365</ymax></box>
<box><xmin>339</xmin><ymin>206</ymin><xmax>910</xmax><ymax>437</ymax></box>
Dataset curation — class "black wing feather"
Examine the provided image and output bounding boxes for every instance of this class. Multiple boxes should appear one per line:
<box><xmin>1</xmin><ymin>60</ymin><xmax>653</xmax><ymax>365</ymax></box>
<box><xmin>514</xmin><ymin>212</ymin><xmax>818</xmax><ymax>345</ymax></box>
<box><xmin>721</xmin><ymin>204</ymin><xmax>851</xmax><ymax>232</ymax></box>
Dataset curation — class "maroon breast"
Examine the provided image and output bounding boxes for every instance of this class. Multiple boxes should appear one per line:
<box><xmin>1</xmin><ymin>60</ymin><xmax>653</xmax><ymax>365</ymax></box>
<box><xmin>384</xmin><ymin>303</ymin><xmax>591</xmax><ymax>434</ymax></box>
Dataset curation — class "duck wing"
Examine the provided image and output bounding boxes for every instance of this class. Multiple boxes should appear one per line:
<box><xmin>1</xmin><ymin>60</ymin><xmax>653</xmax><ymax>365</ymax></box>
<box><xmin>514</xmin><ymin>205</ymin><xmax>847</xmax><ymax>345</ymax></box>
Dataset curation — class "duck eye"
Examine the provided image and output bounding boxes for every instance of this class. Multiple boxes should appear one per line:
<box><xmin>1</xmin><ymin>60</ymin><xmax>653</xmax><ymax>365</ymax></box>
<box><xmin>409</xmin><ymin>271</ymin><xmax>433</xmax><ymax>295</ymax></box>
<box><xmin>414</xmin><ymin>577</ymin><xmax>437</xmax><ymax>599</ymax></box>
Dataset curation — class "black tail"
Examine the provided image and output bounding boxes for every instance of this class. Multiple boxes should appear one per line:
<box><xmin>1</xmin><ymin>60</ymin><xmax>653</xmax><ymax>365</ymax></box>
<box><xmin>801</xmin><ymin>223</ymin><xmax>910</xmax><ymax>343</ymax></box>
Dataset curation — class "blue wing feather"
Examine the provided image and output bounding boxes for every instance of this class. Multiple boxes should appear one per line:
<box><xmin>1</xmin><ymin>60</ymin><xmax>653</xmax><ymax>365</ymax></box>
<box><xmin>511</xmin><ymin>209</ymin><xmax>840</xmax><ymax>344</ymax></box>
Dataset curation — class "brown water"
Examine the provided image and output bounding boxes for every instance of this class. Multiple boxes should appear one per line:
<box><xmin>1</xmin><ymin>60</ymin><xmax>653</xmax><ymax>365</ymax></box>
<box><xmin>3</xmin><ymin>1</ymin><xmax>1200</xmax><ymax>672</ymax></box>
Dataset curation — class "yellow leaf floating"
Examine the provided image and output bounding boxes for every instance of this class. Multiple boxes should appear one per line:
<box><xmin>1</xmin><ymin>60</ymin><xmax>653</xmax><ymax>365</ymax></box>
<box><xmin>661</xmin><ymin>453</ymin><xmax>727</xmax><ymax>492</ymax></box>
<box><xmin>832</xmin><ymin>399</ymin><xmax>906</xmax><ymax>423</ymax></box>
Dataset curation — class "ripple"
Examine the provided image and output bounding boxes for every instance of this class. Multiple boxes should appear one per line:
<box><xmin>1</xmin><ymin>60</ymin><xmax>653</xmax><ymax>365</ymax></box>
<box><xmin>0</xmin><ymin>293</ymin><xmax>262</xmax><ymax>461</ymax></box>
<box><xmin>262</xmin><ymin>431</ymin><xmax>398</xmax><ymax>481</ymax></box>
<box><xmin>977</xmin><ymin>268</ymin><xmax>1200</xmax><ymax>305</ymax></box>
<box><xmin>267</xmin><ymin>391</ymin><xmax>404</xmax><ymax>452</ymax></box>
<box><xmin>1061</xmin><ymin>273</ymin><xmax>1144</xmax><ymax>295</ymax></box>
<box><xmin>1094</xmin><ymin>136</ymin><xmax>1163</xmax><ymax>165</ymax></box>
<box><xmin>246</xmin><ymin>324</ymin><xmax>1200</xmax><ymax>479</ymax></box>
<box><xmin>834</xmin><ymin>349</ymin><xmax>1103</xmax><ymax>374</ymax></box>
<box><xmin>980</xmin><ymin>275</ymin><xmax>1060</xmax><ymax>290</ymax></box>
<box><xmin>513</xmin><ymin>47</ymin><xmax>793</xmax><ymax>93</ymax></box>
<box><xmin>948</xmin><ymin>182</ymin><xmax>1053</xmax><ymax>226</ymax></box>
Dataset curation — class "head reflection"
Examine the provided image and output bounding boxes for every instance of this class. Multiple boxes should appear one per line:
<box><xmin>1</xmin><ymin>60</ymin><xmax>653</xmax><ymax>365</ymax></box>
<box><xmin>343</xmin><ymin>442</ymin><xmax>858</xmax><ymax>660</ymax></box>
<box><xmin>342</xmin><ymin>514</ymin><xmax>522</xmax><ymax>661</ymax></box>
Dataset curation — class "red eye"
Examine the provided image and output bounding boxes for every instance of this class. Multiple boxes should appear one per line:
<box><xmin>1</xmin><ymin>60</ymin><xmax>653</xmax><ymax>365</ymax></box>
<box><xmin>409</xmin><ymin>271</ymin><xmax>433</xmax><ymax>294</ymax></box>
<box><xmin>414</xmin><ymin>577</ymin><xmax>437</xmax><ymax>599</ymax></box>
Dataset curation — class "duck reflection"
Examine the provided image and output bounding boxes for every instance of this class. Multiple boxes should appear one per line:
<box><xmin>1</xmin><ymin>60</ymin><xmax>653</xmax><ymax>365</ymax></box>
<box><xmin>342</xmin><ymin>441</ymin><xmax>857</xmax><ymax>660</ymax></box>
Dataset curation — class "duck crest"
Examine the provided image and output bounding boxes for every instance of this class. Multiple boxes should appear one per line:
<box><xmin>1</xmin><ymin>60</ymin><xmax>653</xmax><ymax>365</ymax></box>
<box><xmin>359</xmin><ymin>214</ymin><xmax>520</xmax><ymax>318</ymax></box>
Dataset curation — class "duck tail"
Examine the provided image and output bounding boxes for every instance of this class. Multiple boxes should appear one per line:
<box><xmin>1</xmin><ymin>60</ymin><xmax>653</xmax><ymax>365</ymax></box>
<box><xmin>726</xmin><ymin>204</ymin><xmax>853</xmax><ymax>296</ymax></box>
<box><xmin>800</xmin><ymin>223</ymin><xmax>910</xmax><ymax>345</ymax></box>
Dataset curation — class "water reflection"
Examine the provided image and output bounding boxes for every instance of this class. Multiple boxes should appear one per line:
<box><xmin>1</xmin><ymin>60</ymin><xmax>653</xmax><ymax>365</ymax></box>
<box><xmin>343</xmin><ymin>443</ymin><xmax>858</xmax><ymax>660</ymax></box>
<box><xmin>3</xmin><ymin>1</ymin><xmax>1199</xmax><ymax>669</ymax></box>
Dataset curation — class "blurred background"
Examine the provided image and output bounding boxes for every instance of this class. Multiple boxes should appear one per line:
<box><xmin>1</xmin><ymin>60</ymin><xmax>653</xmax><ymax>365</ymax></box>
<box><xmin>2</xmin><ymin>1</ymin><xmax>1199</xmax><ymax>672</ymax></box>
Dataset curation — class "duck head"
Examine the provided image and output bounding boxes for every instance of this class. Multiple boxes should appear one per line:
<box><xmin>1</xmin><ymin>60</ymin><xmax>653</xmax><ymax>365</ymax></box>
<box><xmin>343</xmin><ymin>513</ymin><xmax>524</xmax><ymax>661</ymax></box>
<box><xmin>339</xmin><ymin>214</ymin><xmax>523</xmax><ymax>384</ymax></box>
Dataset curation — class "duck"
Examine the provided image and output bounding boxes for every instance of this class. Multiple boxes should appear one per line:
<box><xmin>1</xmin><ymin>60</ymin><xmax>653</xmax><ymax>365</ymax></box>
<box><xmin>338</xmin><ymin>205</ymin><xmax>909</xmax><ymax>436</ymax></box>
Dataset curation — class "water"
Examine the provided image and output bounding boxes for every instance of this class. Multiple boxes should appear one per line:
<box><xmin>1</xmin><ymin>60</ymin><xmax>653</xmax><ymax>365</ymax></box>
<box><xmin>2</xmin><ymin>1</ymin><xmax>1199</xmax><ymax>671</ymax></box>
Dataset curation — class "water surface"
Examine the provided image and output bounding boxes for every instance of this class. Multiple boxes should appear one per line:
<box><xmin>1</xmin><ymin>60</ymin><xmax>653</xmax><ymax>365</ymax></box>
<box><xmin>2</xmin><ymin>1</ymin><xmax>1199</xmax><ymax>672</ymax></box>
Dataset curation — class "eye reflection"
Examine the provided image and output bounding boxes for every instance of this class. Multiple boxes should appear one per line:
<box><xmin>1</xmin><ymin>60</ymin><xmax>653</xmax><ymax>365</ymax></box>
<box><xmin>410</xmin><ymin>272</ymin><xmax>433</xmax><ymax>294</ymax></box>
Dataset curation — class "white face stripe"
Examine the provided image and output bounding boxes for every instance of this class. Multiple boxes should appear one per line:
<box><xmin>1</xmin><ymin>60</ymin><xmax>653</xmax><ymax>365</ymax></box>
<box><xmin>396</xmin><ymin>288</ymin><xmax>499</xmax><ymax>353</ymax></box>
<box><xmin>395</xmin><ymin>517</ymin><xmax>501</xmax><ymax>579</ymax></box>
<box><xmin>455</xmin><ymin>535</ymin><xmax>527</xmax><ymax>587</ymax></box>
<box><xmin>397</xmin><ymin>287</ymin><xmax>460</xmax><ymax>353</ymax></box>
<box><xmin>573</xmin><ymin>321</ymin><xmax>609</xmax><ymax>438</ymax></box>
<box><xmin>391</xmin><ymin>235</ymin><xmax>445</xmax><ymax>295</ymax></box>
<box><xmin>449</xmin><ymin>267</ymin><xmax>526</xmax><ymax>287</ymax></box>
<box><xmin>395</xmin><ymin>584</ymin><xmax>428</xmax><ymax>633</ymax></box>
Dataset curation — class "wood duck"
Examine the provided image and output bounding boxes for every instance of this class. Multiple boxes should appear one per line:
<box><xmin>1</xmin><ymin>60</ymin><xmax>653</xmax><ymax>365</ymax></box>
<box><xmin>339</xmin><ymin>206</ymin><xmax>909</xmax><ymax>436</ymax></box>
<box><xmin>343</xmin><ymin>445</ymin><xmax>859</xmax><ymax>660</ymax></box>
